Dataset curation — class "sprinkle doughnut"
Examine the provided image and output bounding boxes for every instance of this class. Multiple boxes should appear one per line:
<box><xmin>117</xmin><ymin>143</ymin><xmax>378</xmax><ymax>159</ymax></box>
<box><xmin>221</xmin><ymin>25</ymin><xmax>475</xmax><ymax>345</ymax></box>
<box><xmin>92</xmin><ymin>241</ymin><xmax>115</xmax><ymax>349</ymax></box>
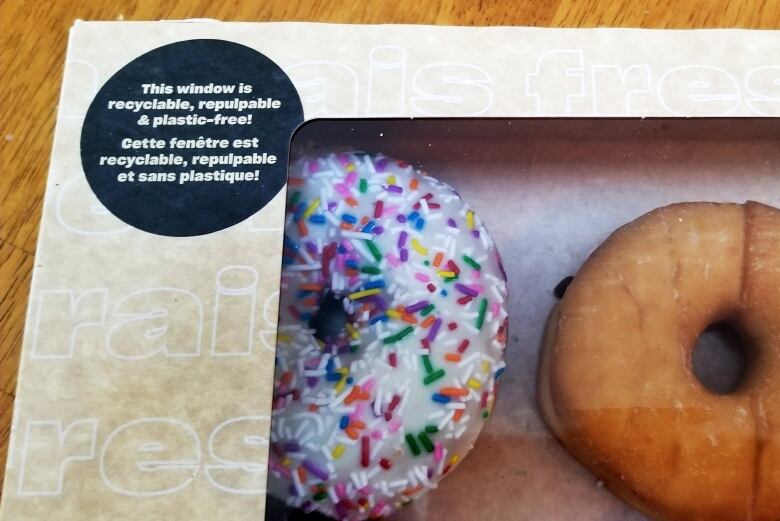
<box><xmin>268</xmin><ymin>151</ymin><xmax>508</xmax><ymax>520</ymax></box>
<box><xmin>539</xmin><ymin>202</ymin><xmax>780</xmax><ymax>521</ymax></box>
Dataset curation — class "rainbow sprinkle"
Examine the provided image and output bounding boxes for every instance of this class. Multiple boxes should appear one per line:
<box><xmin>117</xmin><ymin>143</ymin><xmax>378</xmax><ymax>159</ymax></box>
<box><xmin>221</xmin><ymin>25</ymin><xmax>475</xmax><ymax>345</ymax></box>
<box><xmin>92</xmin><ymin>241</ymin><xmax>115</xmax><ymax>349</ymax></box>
<box><xmin>269</xmin><ymin>152</ymin><xmax>509</xmax><ymax>520</ymax></box>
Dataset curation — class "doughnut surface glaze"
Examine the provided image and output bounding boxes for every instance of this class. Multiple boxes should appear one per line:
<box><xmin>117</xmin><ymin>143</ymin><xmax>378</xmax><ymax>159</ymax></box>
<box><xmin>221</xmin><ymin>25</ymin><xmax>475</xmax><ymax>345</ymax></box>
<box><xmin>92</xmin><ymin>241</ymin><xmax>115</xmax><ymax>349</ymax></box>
<box><xmin>541</xmin><ymin>201</ymin><xmax>780</xmax><ymax>521</ymax></box>
<box><xmin>269</xmin><ymin>152</ymin><xmax>508</xmax><ymax>520</ymax></box>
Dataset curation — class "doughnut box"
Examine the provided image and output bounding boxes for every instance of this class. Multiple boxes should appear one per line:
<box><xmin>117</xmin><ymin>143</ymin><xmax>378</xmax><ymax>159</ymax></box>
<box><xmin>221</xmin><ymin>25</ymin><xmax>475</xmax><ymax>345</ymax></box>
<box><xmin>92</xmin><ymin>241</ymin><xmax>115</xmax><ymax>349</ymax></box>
<box><xmin>4</xmin><ymin>21</ymin><xmax>780</xmax><ymax>521</ymax></box>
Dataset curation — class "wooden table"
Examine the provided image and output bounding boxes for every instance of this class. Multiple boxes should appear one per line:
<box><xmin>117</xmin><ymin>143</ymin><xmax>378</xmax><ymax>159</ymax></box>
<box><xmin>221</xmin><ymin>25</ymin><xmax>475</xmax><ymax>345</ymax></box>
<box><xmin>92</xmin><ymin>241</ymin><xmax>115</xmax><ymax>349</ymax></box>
<box><xmin>1</xmin><ymin>0</ymin><xmax>779</xmax><ymax>493</ymax></box>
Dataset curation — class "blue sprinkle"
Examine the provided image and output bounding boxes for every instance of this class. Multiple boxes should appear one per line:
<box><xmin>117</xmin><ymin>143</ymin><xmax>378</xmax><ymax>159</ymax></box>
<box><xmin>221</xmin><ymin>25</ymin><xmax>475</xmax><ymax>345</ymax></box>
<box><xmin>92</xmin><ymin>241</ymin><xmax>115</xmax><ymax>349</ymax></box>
<box><xmin>346</xmin><ymin>377</ymin><xmax>354</xmax><ymax>384</ymax></box>
<box><xmin>341</xmin><ymin>213</ymin><xmax>357</xmax><ymax>224</ymax></box>
<box><xmin>337</xmin><ymin>244</ymin><xmax>347</xmax><ymax>254</ymax></box>
<box><xmin>326</xmin><ymin>359</ymin><xmax>334</xmax><ymax>372</ymax></box>
<box><xmin>408</xmin><ymin>211</ymin><xmax>420</xmax><ymax>222</ymax></box>
<box><xmin>326</xmin><ymin>372</ymin><xmax>341</xmax><ymax>382</ymax></box>
<box><xmin>282</xmin><ymin>256</ymin><xmax>295</xmax><ymax>265</ymax></box>
<box><xmin>414</xmin><ymin>218</ymin><xmax>425</xmax><ymax>231</ymax></box>
<box><xmin>440</xmin><ymin>289</ymin><xmax>448</xmax><ymax>297</ymax></box>
<box><xmin>494</xmin><ymin>367</ymin><xmax>506</xmax><ymax>379</ymax></box>
<box><xmin>297</xmin><ymin>290</ymin><xmax>313</xmax><ymax>298</ymax></box>
<box><xmin>309</xmin><ymin>214</ymin><xmax>326</xmax><ymax>224</ymax></box>
<box><xmin>339</xmin><ymin>416</ymin><xmax>349</xmax><ymax>429</ymax></box>
<box><xmin>361</xmin><ymin>220</ymin><xmax>376</xmax><ymax>233</ymax></box>
<box><xmin>300</xmin><ymin>313</ymin><xmax>312</xmax><ymax>321</ymax></box>
<box><xmin>283</xmin><ymin>236</ymin><xmax>299</xmax><ymax>251</ymax></box>
<box><xmin>432</xmin><ymin>393</ymin><xmax>451</xmax><ymax>404</ymax></box>
<box><xmin>363</xmin><ymin>280</ymin><xmax>386</xmax><ymax>290</ymax></box>
<box><xmin>293</xmin><ymin>204</ymin><xmax>306</xmax><ymax>223</ymax></box>
<box><xmin>345</xmin><ymin>259</ymin><xmax>359</xmax><ymax>269</ymax></box>
<box><xmin>369</xmin><ymin>314</ymin><xmax>388</xmax><ymax>325</ymax></box>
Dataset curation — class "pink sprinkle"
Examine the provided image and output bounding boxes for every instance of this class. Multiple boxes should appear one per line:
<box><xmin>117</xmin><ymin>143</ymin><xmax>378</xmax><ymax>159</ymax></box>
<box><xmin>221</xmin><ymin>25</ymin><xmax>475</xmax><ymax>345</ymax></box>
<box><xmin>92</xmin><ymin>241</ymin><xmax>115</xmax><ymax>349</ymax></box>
<box><xmin>336</xmin><ymin>482</ymin><xmax>346</xmax><ymax>498</ymax></box>
<box><xmin>371</xmin><ymin>502</ymin><xmax>388</xmax><ymax>517</ymax></box>
<box><xmin>363</xmin><ymin>377</ymin><xmax>376</xmax><ymax>392</ymax></box>
<box><xmin>307</xmin><ymin>161</ymin><xmax>320</xmax><ymax>174</ymax></box>
<box><xmin>345</xmin><ymin>171</ymin><xmax>357</xmax><ymax>186</ymax></box>
<box><xmin>386</xmin><ymin>253</ymin><xmax>401</xmax><ymax>268</ymax></box>
<box><xmin>371</xmin><ymin>429</ymin><xmax>383</xmax><ymax>440</ymax></box>
<box><xmin>388</xmin><ymin>419</ymin><xmax>402</xmax><ymax>433</ymax></box>
<box><xmin>351</xmin><ymin>402</ymin><xmax>366</xmax><ymax>421</ymax></box>
<box><xmin>468</xmin><ymin>283</ymin><xmax>484</xmax><ymax>294</ymax></box>
<box><xmin>434</xmin><ymin>441</ymin><xmax>443</xmax><ymax>462</ymax></box>
<box><xmin>335</xmin><ymin>183</ymin><xmax>352</xmax><ymax>197</ymax></box>
<box><xmin>341</xmin><ymin>239</ymin><xmax>354</xmax><ymax>252</ymax></box>
<box><xmin>491</xmin><ymin>302</ymin><xmax>500</xmax><ymax>317</ymax></box>
<box><xmin>415</xmin><ymin>273</ymin><xmax>429</xmax><ymax>283</ymax></box>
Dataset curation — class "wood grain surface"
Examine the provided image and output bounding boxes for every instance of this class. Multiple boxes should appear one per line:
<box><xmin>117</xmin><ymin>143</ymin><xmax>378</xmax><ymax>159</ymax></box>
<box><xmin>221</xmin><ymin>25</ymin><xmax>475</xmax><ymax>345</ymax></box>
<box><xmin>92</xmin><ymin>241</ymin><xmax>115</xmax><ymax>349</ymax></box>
<box><xmin>2</xmin><ymin>0</ymin><xmax>780</xmax><ymax>495</ymax></box>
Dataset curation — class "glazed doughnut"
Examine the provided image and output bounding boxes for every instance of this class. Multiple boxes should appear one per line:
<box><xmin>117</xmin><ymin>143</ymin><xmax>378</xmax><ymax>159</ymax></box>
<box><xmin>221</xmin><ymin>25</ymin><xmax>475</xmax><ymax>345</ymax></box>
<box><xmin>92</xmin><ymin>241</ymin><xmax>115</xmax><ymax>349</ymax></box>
<box><xmin>269</xmin><ymin>151</ymin><xmax>508</xmax><ymax>520</ymax></box>
<box><xmin>539</xmin><ymin>201</ymin><xmax>780</xmax><ymax>521</ymax></box>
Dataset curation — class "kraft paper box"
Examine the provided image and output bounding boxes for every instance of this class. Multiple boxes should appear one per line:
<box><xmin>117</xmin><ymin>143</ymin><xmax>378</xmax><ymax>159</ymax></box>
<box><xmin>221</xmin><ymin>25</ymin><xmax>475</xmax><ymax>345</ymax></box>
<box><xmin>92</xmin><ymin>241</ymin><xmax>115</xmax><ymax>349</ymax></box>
<box><xmin>4</xmin><ymin>20</ymin><xmax>780</xmax><ymax>521</ymax></box>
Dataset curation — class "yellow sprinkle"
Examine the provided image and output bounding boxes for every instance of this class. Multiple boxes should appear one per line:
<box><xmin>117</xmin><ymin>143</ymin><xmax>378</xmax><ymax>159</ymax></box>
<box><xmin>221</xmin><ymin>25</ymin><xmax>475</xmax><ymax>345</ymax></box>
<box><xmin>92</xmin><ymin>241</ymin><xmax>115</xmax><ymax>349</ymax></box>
<box><xmin>467</xmin><ymin>378</ymin><xmax>482</xmax><ymax>390</ymax></box>
<box><xmin>303</xmin><ymin>197</ymin><xmax>320</xmax><ymax>219</ymax></box>
<box><xmin>346</xmin><ymin>323</ymin><xmax>359</xmax><ymax>340</ymax></box>
<box><xmin>346</xmin><ymin>163</ymin><xmax>356</xmax><ymax>172</ymax></box>
<box><xmin>348</xmin><ymin>288</ymin><xmax>382</xmax><ymax>300</ymax></box>
<box><xmin>282</xmin><ymin>457</ymin><xmax>292</xmax><ymax>467</ymax></box>
<box><xmin>450</xmin><ymin>454</ymin><xmax>460</xmax><ymax>465</ymax></box>
<box><xmin>437</xmin><ymin>270</ymin><xmax>456</xmax><ymax>278</ymax></box>
<box><xmin>332</xmin><ymin>444</ymin><xmax>345</xmax><ymax>459</ymax></box>
<box><xmin>388</xmin><ymin>175</ymin><xmax>397</xmax><ymax>185</ymax></box>
<box><xmin>466</xmin><ymin>210</ymin><xmax>475</xmax><ymax>229</ymax></box>
<box><xmin>481</xmin><ymin>361</ymin><xmax>490</xmax><ymax>374</ymax></box>
<box><xmin>335</xmin><ymin>376</ymin><xmax>348</xmax><ymax>394</ymax></box>
<box><xmin>387</xmin><ymin>309</ymin><xmax>401</xmax><ymax>319</ymax></box>
<box><xmin>277</xmin><ymin>333</ymin><xmax>292</xmax><ymax>343</ymax></box>
<box><xmin>411</xmin><ymin>238</ymin><xmax>429</xmax><ymax>256</ymax></box>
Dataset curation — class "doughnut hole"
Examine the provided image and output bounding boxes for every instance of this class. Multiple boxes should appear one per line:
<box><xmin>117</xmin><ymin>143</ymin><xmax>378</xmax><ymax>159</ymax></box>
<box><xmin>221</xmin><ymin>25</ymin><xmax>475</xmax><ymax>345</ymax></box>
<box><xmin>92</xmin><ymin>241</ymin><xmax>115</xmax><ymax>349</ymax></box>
<box><xmin>309</xmin><ymin>291</ymin><xmax>349</xmax><ymax>343</ymax></box>
<box><xmin>692</xmin><ymin>321</ymin><xmax>750</xmax><ymax>395</ymax></box>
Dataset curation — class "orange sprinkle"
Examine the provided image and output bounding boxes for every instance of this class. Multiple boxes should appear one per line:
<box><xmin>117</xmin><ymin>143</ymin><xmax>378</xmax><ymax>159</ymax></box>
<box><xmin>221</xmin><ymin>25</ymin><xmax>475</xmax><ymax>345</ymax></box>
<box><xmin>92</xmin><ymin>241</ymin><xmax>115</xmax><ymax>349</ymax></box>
<box><xmin>421</xmin><ymin>316</ymin><xmax>436</xmax><ymax>328</ymax></box>
<box><xmin>288</xmin><ymin>177</ymin><xmax>305</xmax><ymax>186</ymax></box>
<box><xmin>401</xmin><ymin>313</ymin><xmax>417</xmax><ymax>325</ymax></box>
<box><xmin>439</xmin><ymin>387</ymin><xmax>469</xmax><ymax>397</ymax></box>
<box><xmin>300</xmin><ymin>283</ymin><xmax>323</xmax><ymax>292</ymax></box>
<box><xmin>344</xmin><ymin>387</ymin><xmax>362</xmax><ymax>405</ymax></box>
<box><xmin>345</xmin><ymin>268</ymin><xmax>359</xmax><ymax>277</ymax></box>
<box><xmin>308</xmin><ymin>404</ymin><xmax>319</xmax><ymax>412</ymax></box>
<box><xmin>361</xmin><ymin>216</ymin><xmax>370</xmax><ymax>225</ymax></box>
<box><xmin>444</xmin><ymin>353</ymin><xmax>462</xmax><ymax>362</ymax></box>
<box><xmin>402</xmin><ymin>484</ymin><xmax>424</xmax><ymax>496</ymax></box>
<box><xmin>301</xmin><ymin>296</ymin><xmax>318</xmax><ymax>308</ymax></box>
<box><xmin>345</xmin><ymin>427</ymin><xmax>360</xmax><ymax>440</ymax></box>
<box><xmin>453</xmin><ymin>409</ymin><xmax>464</xmax><ymax>422</ymax></box>
<box><xmin>297</xmin><ymin>220</ymin><xmax>308</xmax><ymax>237</ymax></box>
<box><xmin>280</xmin><ymin>371</ymin><xmax>293</xmax><ymax>385</ymax></box>
<box><xmin>409</xmin><ymin>178</ymin><xmax>419</xmax><ymax>190</ymax></box>
<box><xmin>432</xmin><ymin>252</ymin><xmax>444</xmax><ymax>268</ymax></box>
<box><xmin>346</xmin><ymin>197</ymin><xmax>359</xmax><ymax>207</ymax></box>
<box><xmin>297</xmin><ymin>467</ymin><xmax>307</xmax><ymax>483</ymax></box>
<box><xmin>351</xmin><ymin>420</ymin><xmax>366</xmax><ymax>430</ymax></box>
<box><xmin>340</xmin><ymin>222</ymin><xmax>353</xmax><ymax>230</ymax></box>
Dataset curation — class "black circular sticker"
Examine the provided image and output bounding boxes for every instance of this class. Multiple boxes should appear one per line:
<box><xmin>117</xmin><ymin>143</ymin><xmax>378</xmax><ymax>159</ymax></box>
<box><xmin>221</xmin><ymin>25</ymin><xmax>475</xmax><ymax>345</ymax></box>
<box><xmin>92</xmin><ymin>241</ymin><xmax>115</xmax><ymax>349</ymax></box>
<box><xmin>81</xmin><ymin>39</ymin><xmax>303</xmax><ymax>236</ymax></box>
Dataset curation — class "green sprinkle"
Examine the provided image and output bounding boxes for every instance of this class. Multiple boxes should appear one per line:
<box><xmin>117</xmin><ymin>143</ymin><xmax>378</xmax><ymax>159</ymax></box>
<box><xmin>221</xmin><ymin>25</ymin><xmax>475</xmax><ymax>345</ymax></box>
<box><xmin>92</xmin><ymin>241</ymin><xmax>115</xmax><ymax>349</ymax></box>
<box><xmin>423</xmin><ymin>368</ymin><xmax>446</xmax><ymax>385</ymax></box>
<box><xmin>462</xmin><ymin>254</ymin><xmax>481</xmax><ymax>270</ymax></box>
<box><xmin>290</xmin><ymin>191</ymin><xmax>301</xmax><ymax>205</ymax></box>
<box><xmin>443</xmin><ymin>275</ymin><xmax>458</xmax><ymax>283</ymax></box>
<box><xmin>359</xmin><ymin>178</ymin><xmax>368</xmax><ymax>193</ymax></box>
<box><xmin>361</xmin><ymin>266</ymin><xmax>381</xmax><ymax>274</ymax></box>
<box><xmin>383</xmin><ymin>326</ymin><xmax>414</xmax><ymax>345</ymax></box>
<box><xmin>365</xmin><ymin>240</ymin><xmax>382</xmax><ymax>262</ymax></box>
<box><xmin>422</xmin><ymin>354</ymin><xmax>433</xmax><ymax>374</ymax></box>
<box><xmin>423</xmin><ymin>260</ymin><xmax>430</xmax><ymax>266</ymax></box>
<box><xmin>482</xmin><ymin>410</ymin><xmax>490</xmax><ymax>419</ymax></box>
<box><xmin>420</xmin><ymin>304</ymin><xmax>435</xmax><ymax>316</ymax></box>
<box><xmin>405</xmin><ymin>433</ymin><xmax>421</xmax><ymax>456</ymax></box>
<box><xmin>313</xmin><ymin>490</ymin><xmax>328</xmax><ymax>501</ymax></box>
<box><xmin>476</xmin><ymin>298</ymin><xmax>488</xmax><ymax>330</ymax></box>
<box><xmin>417</xmin><ymin>432</ymin><xmax>434</xmax><ymax>453</ymax></box>
<box><xmin>425</xmin><ymin>425</ymin><xmax>439</xmax><ymax>434</ymax></box>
